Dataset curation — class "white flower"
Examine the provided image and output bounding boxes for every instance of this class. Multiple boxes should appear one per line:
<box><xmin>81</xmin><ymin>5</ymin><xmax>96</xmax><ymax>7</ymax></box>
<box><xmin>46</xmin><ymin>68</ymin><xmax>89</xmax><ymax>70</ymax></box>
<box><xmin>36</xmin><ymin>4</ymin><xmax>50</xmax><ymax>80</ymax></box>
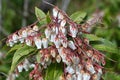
<box><xmin>56</xmin><ymin>55</ymin><xmax>61</xmax><ymax>63</ymax></box>
<box><xmin>25</xmin><ymin>38</ymin><xmax>32</xmax><ymax>46</ymax></box>
<box><xmin>17</xmin><ymin>64</ymin><xmax>23</xmax><ymax>72</ymax></box>
<box><xmin>19</xmin><ymin>36</ymin><xmax>24</xmax><ymax>43</ymax></box>
<box><xmin>58</xmin><ymin>12</ymin><xmax>64</xmax><ymax>20</ymax></box>
<box><xmin>86</xmin><ymin>63</ymin><xmax>96</xmax><ymax>74</ymax></box>
<box><xmin>27</xmin><ymin>29</ymin><xmax>36</xmax><ymax>36</ymax></box>
<box><xmin>42</xmin><ymin>38</ymin><xmax>48</xmax><ymax>48</ymax></box>
<box><xmin>50</xmin><ymin>49</ymin><xmax>56</xmax><ymax>58</ymax></box>
<box><xmin>54</xmin><ymin>38</ymin><xmax>61</xmax><ymax>48</ymax></box>
<box><xmin>59</xmin><ymin>26</ymin><xmax>67</xmax><ymax>35</ymax></box>
<box><xmin>45</xmin><ymin>28</ymin><xmax>51</xmax><ymax>39</ymax></box>
<box><xmin>60</xmin><ymin>19</ymin><xmax>66</xmax><ymax>27</ymax></box>
<box><xmin>8</xmin><ymin>39</ymin><xmax>14</xmax><ymax>47</ymax></box>
<box><xmin>83</xmin><ymin>73</ymin><xmax>90</xmax><ymax>80</ymax></box>
<box><xmin>33</xmin><ymin>25</ymin><xmax>39</xmax><ymax>31</ymax></box>
<box><xmin>12</xmin><ymin>33</ymin><xmax>18</xmax><ymax>43</ymax></box>
<box><xmin>76</xmin><ymin>64</ymin><xmax>82</xmax><ymax>73</ymax></box>
<box><xmin>60</xmin><ymin>39</ymin><xmax>67</xmax><ymax>48</ymax></box>
<box><xmin>65</xmin><ymin>66</ymin><xmax>75</xmax><ymax>74</ymax></box>
<box><xmin>29</xmin><ymin>64</ymin><xmax>35</xmax><ymax>68</ymax></box>
<box><xmin>23</xmin><ymin>59</ymin><xmax>29</xmax><ymax>71</ymax></box>
<box><xmin>72</xmin><ymin>74</ymin><xmax>77</xmax><ymax>80</ymax></box>
<box><xmin>58</xmin><ymin>48</ymin><xmax>65</xmax><ymax>59</ymax></box>
<box><xmin>34</xmin><ymin>37</ymin><xmax>42</xmax><ymax>49</ymax></box>
<box><xmin>97</xmin><ymin>68</ymin><xmax>102</xmax><ymax>80</ymax></box>
<box><xmin>66</xmin><ymin>74</ymin><xmax>72</xmax><ymax>80</ymax></box>
<box><xmin>70</xmin><ymin>25</ymin><xmax>78</xmax><ymax>37</ymax></box>
<box><xmin>76</xmin><ymin>72</ymin><xmax>82</xmax><ymax>80</ymax></box>
<box><xmin>22</xmin><ymin>29</ymin><xmax>27</xmax><ymax>38</ymax></box>
<box><xmin>55</xmin><ymin>27</ymin><xmax>59</xmax><ymax>34</ymax></box>
<box><xmin>68</xmin><ymin>41</ymin><xmax>76</xmax><ymax>50</ymax></box>
<box><xmin>53</xmin><ymin>8</ymin><xmax>59</xmax><ymax>18</ymax></box>
<box><xmin>72</xmin><ymin>56</ymin><xmax>80</xmax><ymax>65</ymax></box>
<box><xmin>50</xmin><ymin>33</ymin><xmax>56</xmax><ymax>42</ymax></box>
<box><xmin>64</xmin><ymin>58</ymin><xmax>72</xmax><ymax>66</ymax></box>
<box><xmin>86</xmin><ymin>50</ymin><xmax>93</xmax><ymax>57</ymax></box>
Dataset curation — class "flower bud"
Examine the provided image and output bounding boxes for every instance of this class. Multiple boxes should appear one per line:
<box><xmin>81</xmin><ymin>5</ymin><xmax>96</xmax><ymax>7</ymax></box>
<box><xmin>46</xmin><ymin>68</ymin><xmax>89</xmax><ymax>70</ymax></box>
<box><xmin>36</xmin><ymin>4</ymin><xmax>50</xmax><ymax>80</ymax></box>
<box><xmin>42</xmin><ymin>38</ymin><xmax>48</xmax><ymax>48</ymax></box>
<box><xmin>68</xmin><ymin>41</ymin><xmax>76</xmax><ymax>50</ymax></box>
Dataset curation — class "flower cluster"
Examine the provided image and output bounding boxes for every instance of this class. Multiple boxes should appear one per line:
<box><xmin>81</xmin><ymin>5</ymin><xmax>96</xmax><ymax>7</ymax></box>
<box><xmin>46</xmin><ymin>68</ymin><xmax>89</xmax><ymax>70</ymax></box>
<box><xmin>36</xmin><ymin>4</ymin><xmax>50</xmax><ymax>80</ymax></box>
<box><xmin>6</xmin><ymin>6</ymin><xmax>105</xmax><ymax>80</ymax></box>
<box><xmin>6</xmin><ymin>24</ymin><xmax>40</xmax><ymax>47</ymax></box>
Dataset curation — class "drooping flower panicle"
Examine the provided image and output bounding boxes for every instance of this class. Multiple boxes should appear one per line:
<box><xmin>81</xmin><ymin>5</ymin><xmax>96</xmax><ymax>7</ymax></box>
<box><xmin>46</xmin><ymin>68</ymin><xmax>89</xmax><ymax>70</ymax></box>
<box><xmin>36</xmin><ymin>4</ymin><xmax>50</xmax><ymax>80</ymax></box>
<box><xmin>6</xmin><ymin>6</ymin><xmax>105</xmax><ymax>80</ymax></box>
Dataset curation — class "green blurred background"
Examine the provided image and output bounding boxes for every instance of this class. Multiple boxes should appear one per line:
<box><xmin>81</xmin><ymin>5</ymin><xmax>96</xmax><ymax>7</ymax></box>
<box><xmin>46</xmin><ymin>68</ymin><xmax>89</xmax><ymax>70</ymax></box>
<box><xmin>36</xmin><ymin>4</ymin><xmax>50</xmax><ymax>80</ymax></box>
<box><xmin>0</xmin><ymin>0</ymin><xmax>120</xmax><ymax>80</ymax></box>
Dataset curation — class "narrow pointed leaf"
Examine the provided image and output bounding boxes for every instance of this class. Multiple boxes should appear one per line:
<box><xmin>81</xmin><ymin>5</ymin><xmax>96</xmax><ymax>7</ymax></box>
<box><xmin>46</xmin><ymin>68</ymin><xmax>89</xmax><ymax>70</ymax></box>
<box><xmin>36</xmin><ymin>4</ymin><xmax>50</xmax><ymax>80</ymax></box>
<box><xmin>70</xmin><ymin>11</ymin><xmax>87</xmax><ymax>23</ymax></box>
<box><xmin>44</xmin><ymin>63</ymin><xmax>63</xmax><ymax>80</ymax></box>
<box><xmin>10</xmin><ymin>45</ymin><xmax>35</xmax><ymax>73</ymax></box>
<box><xmin>35</xmin><ymin>7</ymin><xmax>47</xmax><ymax>25</ymax></box>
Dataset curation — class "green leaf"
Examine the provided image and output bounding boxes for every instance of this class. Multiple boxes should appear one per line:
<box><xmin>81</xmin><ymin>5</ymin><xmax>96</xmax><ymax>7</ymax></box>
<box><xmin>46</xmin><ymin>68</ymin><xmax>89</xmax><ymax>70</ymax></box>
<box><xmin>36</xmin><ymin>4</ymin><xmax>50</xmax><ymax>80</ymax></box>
<box><xmin>83</xmin><ymin>34</ymin><xmax>101</xmax><ymax>41</ymax></box>
<box><xmin>44</xmin><ymin>63</ymin><xmax>63</xmax><ymax>80</ymax></box>
<box><xmin>46</xmin><ymin>12</ymin><xmax>51</xmax><ymax>23</ymax></box>
<box><xmin>70</xmin><ymin>11</ymin><xmax>87</xmax><ymax>23</ymax></box>
<box><xmin>83</xmin><ymin>34</ymin><xmax>118</xmax><ymax>53</ymax></box>
<box><xmin>35</xmin><ymin>7</ymin><xmax>47</xmax><ymax>25</ymax></box>
<box><xmin>36</xmin><ymin>52</ymin><xmax>41</xmax><ymax>63</ymax></box>
<box><xmin>93</xmin><ymin>44</ymin><xmax>118</xmax><ymax>53</ymax></box>
<box><xmin>7</xmin><ymin>44</ymin><xmax>23</xmax><ymax>55</ymax></box>
<box><xmin>103</xmin><ymin>72</ymin><xmax>120</xmax><ymax>80</ymax></box>
<box><xmin>10</xmin><ymin>45</ymin><xmax>35</xmax><ymax>73</ymax></box>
